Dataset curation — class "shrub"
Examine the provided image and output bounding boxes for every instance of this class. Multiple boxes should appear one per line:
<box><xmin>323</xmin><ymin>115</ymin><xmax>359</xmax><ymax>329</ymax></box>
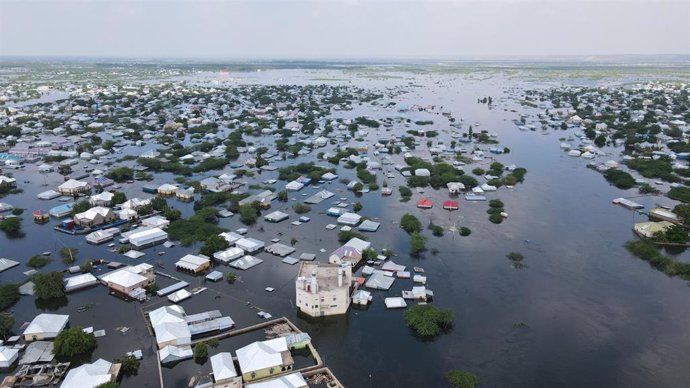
<box><xmin>404</xmin><ymin>304</ymin><xmax>453</xmax><ymax>338</ymax></box>
<box><xmin>193</xmin><ymin>342</ymin><xmax>208</xmax><ymax>362</ymax></box>
<box><xmin>53</xmin><ymin>327</ymin><xmax>97</xmax><ymax>358</ymax></box>
<box><xmin>400</xmin><ymin>213</ymin><xmax>422</xmax><ymax>234</ymax></box>
<box><xmin>410</xmin><ymin>233</ymin><xmax>427</xmax><ymax>257</ymax></box>
<box><xmin>460</xmin><ymin>227</ymin><xmax>471</xmax><ymax>236</ymax></box>
<box><xmin>0</xmin><ymin>283</ymin><xmax>20</xmax><ymax>311</ymax></box>
<box><xmin>292</xmin><ymin>203</ymin><xmax>311</xmax><ymax>214</ymax></box>
<box><xmin>226</xmin><ymin>272</ymin><xmax>237</xmax><ymax>284</ymax></box>
<box><xmin>428</xmin><ymin>223</ymin><xmax>444</xmax><ymax>237</ymax></box>
<box><xmin>32</xmin><ymin>272</ymin><xmax>65</xmax><ymax>300</ymax></box>
<box><xmin>27</xmin><ymin>255</ymin><xmax>51</xmax><ymax>269</ymax></box>
<box><xmin>446</xmin><ymin>369</ymin><xmax>480</xmax><ymax>388</ymax></box>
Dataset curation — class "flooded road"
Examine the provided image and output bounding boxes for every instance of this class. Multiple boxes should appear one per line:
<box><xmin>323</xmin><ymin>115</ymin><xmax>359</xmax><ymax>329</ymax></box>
<box><xmin>1</xmin><ymin>69</ymin><xmax>689</xmax><ymax>388</ymax></box>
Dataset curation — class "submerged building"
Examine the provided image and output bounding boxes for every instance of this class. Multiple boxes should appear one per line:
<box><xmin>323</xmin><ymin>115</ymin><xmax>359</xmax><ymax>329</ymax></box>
<box><xmin>295</xmin><ymin>262</ymin><xmax>352</xmax><ymax>317</ymax></box>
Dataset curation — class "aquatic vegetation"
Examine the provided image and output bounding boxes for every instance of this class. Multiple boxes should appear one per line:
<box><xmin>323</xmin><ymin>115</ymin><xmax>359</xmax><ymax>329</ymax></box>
<box><xmin>404</xmin><ymin>304</ymin><xmax>453</xmax><ymax>338</ymax></box>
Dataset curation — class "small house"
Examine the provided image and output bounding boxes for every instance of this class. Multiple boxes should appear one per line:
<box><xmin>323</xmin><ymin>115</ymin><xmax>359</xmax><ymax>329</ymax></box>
<box><xmin>23</xmin><ymin>313</ymin><xmax>69</xmax><ymax>341</ymax></box>
<box><xmin>235</xmin><ymin>337</ymin><xmax>294</xmax><ymax>382</ymax></box>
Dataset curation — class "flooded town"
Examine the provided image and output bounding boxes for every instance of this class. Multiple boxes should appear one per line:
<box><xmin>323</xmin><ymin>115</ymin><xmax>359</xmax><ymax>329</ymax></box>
<box><xmin>1</xmin><ymin>1</ymin><xmax>689</xmax><ymax>388</ymax></box>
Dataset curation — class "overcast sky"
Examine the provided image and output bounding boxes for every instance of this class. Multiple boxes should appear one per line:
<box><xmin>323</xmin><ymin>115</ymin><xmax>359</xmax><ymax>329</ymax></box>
<box><xmin>1</xmin><ymin>0</ymin><xmax>688</xmax><ymax>59</ymax></box>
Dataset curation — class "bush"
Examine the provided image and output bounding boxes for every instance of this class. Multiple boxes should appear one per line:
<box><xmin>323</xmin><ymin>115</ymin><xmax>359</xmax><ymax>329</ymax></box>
<box><xmin>27</xmin><ymin>255</ymin><xmax>51</xmax><ymax>269</ymax></box>
<box><xmin>399</xmin><ymin>186</ymin><xmax>412</xmax><ymax>201</ymax></box>
<box><xmin>446</xmin><ymin>369</ymin><xmax>480</xmax><ymax>388</ymax></box>
<box><xmin>460</xmin><ymin>227</ymin><xmax>471</xmax><ymax>236</ymax></box>
<box><xmin>226</xmin><ymin>272</ymin><xmax>237</xmax><ymax>284</ymax></box>
<box><xmin>200</xmin><ymin>234</ymin><xmax>230</xmax><ymax>257</ymax></box>
<box><xmin>603</xmin><ymin>169</ymin><xmax>636</xmax><ymax>190</ymax></box>
<box><xmin>489</xmin><ymin>213</ymin><xmax>504</xmax><ymax>224</ymax></box>
<box><xmin>404</xmin><ymin>304</ymin><xmax>453</xmax><ymax>338</ymax></box>
<box><xmin>428</xmin><ymin>223</ymin><xmax>444</xmax><ymax>237</ymax></box>
<box><xmin>507</xmin><ymin>252</ymin><xmax>524</xmax><ymax>262</ymax></box>
<box><xmin>53</xmin><ymin>327</ymin><xmax>97</xmax><ymax>357</ymax></box>
<box><xmin>0</xmin><ymin>283</ymin><xmax>20</xmax><ymax>310</ymax></box>
<box><xmin>168</xmin><ymin>219</ymin><xmax>225</xmax><ymax>246</ymax></box>
<box><xmin>668</xmin><ymin>187</ymin><xmax>690</xmax><ymax>203</ymax></box>
<box><xmin>488</xmin><ymin>199</ymin><xmax>504</xmax><ymax>208</ymax></box>
<box><xmin>410</xmin><ymin>233</ymin><xmax>427</xmax><ymax>257</ymax></box>
<box><xmin>400</xmin><ymin>213</ymin><xmax>423</xmax><ymax>234</ymax></box>
<box><xmin>292</xmin><ymin>203</ymin><xmax>311</xmax><ymax>214</ymax></box>
<box><xmin>239</xmin><ymin>202</ymin><xmax>261</xmax><ymax>225</ymax></box>
<box><xmin>32</xmin><ymin>272</ymin><xmax>65</xmax><ymax>300</ymax></box>
<box><xmin>59</xmin><ymin>247</ymin><xmax>79</xmax><ymax>264</ymax></box>
<box><xmin>115</xmin><ymin>354</ymin><xmax>140</xmax><ymax>376</ymax></box>
<box><xmin>353</xmin><ymin>202</ymin><xmax>363</xmax><ymax>212</ymax></box>
<box><xmin>193</xmin><ymin>342</ymin><xmax>208</xmax><ymax>362</ymax></box>
<box><xmin>0</xmin><ymin>217</ymin><xmax>22</xmax><ymax>237</ymax></box>
<box><xmin>338</xmin><ymin>230</ymin><xmax>367</xmax><ymax>243</ymax></box>
<box><xmin>471</xmin><ymin>168</ymin><xmax>485</xmax><ymax>176</ymax></box>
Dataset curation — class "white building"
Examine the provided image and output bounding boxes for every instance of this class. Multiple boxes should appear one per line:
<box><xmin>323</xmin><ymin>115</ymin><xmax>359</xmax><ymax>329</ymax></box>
<box><xmin>23</xmin><ymin>314</ymin><xmax>69</xmax><ymax>341</ymax></box>
<box><xmin>60</xmin><ymin>358</ymin><xmax>119</xmax><ymax>388</ymax></box>
<box><xmin>295</xmin><ymin>262</ymin><xmax>352</xmax><ymax>317</ymax></box>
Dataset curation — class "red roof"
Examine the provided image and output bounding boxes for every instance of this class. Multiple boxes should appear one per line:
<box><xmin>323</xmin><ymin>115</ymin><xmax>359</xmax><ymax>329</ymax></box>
<box><xmin>416</xmin><ymin>198</ymin><xmax>433</xmax><ymax>208</ymax></box>
<box><xmin>443</xmin><ymin>200</ymin><xmax>459</xmax><ymax>210</ymax></box>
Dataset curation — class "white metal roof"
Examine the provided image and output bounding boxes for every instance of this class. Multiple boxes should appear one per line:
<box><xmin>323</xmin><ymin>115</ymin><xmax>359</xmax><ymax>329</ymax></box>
<box><xmin>60</xmin><ymin>358</ymin><xmax>113</xmax><ymax>388</ymax></box>
<box><xmin>23</xmin><ymin>314</ymin><xmax>69</xmax><ymax>336</ymax></box>
<box><xmin>211</xmin><ymin>352</ymin><xmax>238</xmax><ymax>382</ymax></box>
<box><xmin>236</xmin><ymin>337</ymin><xmax>288</xmax><ymax>374</ymax></box>
<box><xmin>245</xmin><ymin>372</ymin><xmax>308</xmax><ymax>388</ymax></box>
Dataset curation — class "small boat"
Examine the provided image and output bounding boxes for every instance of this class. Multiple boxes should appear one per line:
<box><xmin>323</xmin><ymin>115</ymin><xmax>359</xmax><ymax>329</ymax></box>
<box><xmin>42</xmin><ymin>252</ymin><xmax>51</xmax><ymax>256</ymax></box>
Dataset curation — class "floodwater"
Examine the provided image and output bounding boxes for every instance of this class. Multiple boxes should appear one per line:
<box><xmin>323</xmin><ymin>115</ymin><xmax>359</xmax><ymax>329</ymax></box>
<box><xmin>1</xmin><ymin>69</ymin><xmax>690</xmax><ymax>388</ymax></box>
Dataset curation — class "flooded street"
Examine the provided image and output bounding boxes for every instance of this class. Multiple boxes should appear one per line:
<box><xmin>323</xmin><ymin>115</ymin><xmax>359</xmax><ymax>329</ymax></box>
<box><xmin>2</xmin><ymin>68</ymin><xmax>690</xmax><ymax>388</ymax></box>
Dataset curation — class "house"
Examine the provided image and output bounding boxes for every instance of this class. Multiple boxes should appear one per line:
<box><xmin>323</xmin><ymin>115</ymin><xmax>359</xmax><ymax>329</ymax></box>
<box><xmin>416</xmin><ymin>198</ymin><xmax>433</xmax><ymax>209</ymax></box>
<box><xmin>447</xmin><ymin>182</ymin><xmax>465</xmax><ymax>195</ymax></box>
<box><xmin>125</xmin><ymin>227</ymin><xmax>168</xmax><ymax>249</ymax></box>
<box><xmin>58</xmin><ymin>179</ymin><xmax>91</xmax><ymax>196</ymax></box>
<box><xmin>443</xmin><ymin>200</ymin><xmax>459</xmax><ymax>210</ymax></box>
<box><xmin>235</xmin><ymin>337</ymin><xmax>294</xmax><ymax>382</ymax></box>
<box><xmin>328</xmin><ymin>237</ymin><xmax>371</xmax><ymax>267</ymax></box>
<box><xmin>0</xmin><ymin>347</ymin><xmax>19</xmax><ymax>369</ymax></box>
<box><xmin>0</xmin><ymin>175</ymin><xmax>17</xmax><ymax>188</ymax></box>
<box><xmin>60</xmin><ymin>358</ymin><xmax>120</xmax><ymax>388</ymax></box>
<box><xmin>89</xmin><ymin>192</ymin><xmax>114</xmax><ymax>206</ymax></box>
<box><xmin>99</xmin><ymin>263</ymin><xmax>155</xmax><ymax>296</ymax></box>
<box><xmin>142</xmin><ymin>215</ymin><xmax>170</xmax><ymax>229</ymax></box>
<box><xmin>235</xmin><ymin>238</ymin><xmax>265</xmax><ymax>254</ymax></box>
<box><xmin>296</xmin><ymin>262</ymin><xmax>352</xmax><ymax>317</ymax></box>
<box><xmin>157</xmin><ymin>184</ymin><xmax>178</xmax><ymax>196</ymax></box>
<box><xmin>210</xmin><ymin>352</ymin><xmax>242</xmax><ymax>386</ymax></box>
<box><xmin>23</xmin><ymin>313</ymin><xmax>69</xmax><ymax>341</ymax></box>
<box><xmin>244</xmin><ymin>372</ymin><xmax>308</xmax><ymax>388</ymax></box>
<box><xmin>175</xmin><ymin>254</ymin><xmax>211</xmax><ymax>274</ymax></box>
<box><xmin>337</xmin><ymin>212</ymin><xmax>361</xmax><ymax>226</ymax></box>
<box><xmin>149</xmin><ymin>305</ymin><xmax>191</xmax><ymax>349</ymax></box>
<box><xmin>74</xmin><ymin>206</ymin><xmax>116</xmax><ymax>227</ymax></box>
<box><xmin>264</xmin><ymin>211</ymin><xmax>289</xmax><ymax>223</ymax></box>
<box><xmin>633</xmin><ymin>221</ymin><xmax>674</xmax><ymax>238</ymax></box>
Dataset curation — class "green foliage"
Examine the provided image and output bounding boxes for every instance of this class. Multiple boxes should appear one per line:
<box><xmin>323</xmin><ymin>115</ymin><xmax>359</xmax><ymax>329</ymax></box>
<box><xmin>80</xmin><ymin>260</ymin><xmax>93</xmax><ymax>274</ymax></box>
<box><xmin>352</xmin><ymin>202</ymin><xmax>363</xmax><ymax>212</ymax></box>
<box><xmin>53</xmin><ymin>327</ymin><xmax>97</xmax><ymax>358</ymax></box>
<box><xmin>603</xmin><ymin>169</ymin><xmax>636</xmax><ymax>190</ymax></box>
<box><xmin>277</xmin><ymin>190</ymin><xmax>288</xmax><ymax>202</ymax></box>
<box><xmin>226</xmin><ymin>272</ymin><xmax>237</xmax><ymax>284</ymax></box>
<box><xmin>59</xmin><ymin>247</ymin><xmax>79</xmax><ymax>263</ymax></box>
<box><xmin>507</xmin><ymin>252</ymin><xmax>524</xmax><ymax>262</ymax></box>
<box><xmin>668</xmin><ymin>187</ymin><xmax>690</xmax><ymax>203</ymax></box>
<box><xmin>404</xmin><ymin>157</ymin><xmax>466</xmax><ymax>189</ymax></box>
<box><xmin>665</xmin><ymin>225</ymin><xmax>689</xmax><ymax>244</ymax></box>
<box><xmin>362</xmin><ymin>248</ymin><xmax>378</xmax><ymax>261</ymax></box>
<box><xmin>167</xmin><ymin>213</ymin><xmax>225</xmax><ymax>246</ymax></box>
<box><xmin>292</xmin><ymin>203</ymin><xmax>311</xmax><ymax>214</ymax></box>
<box><xmin>278</xmin><ymin>162</ymin><xmax>334</xmax><ymax>182</ymax></box>
<box><xmin>27</xmin><ymin>255</ymin><xmax>51</xmax><ymax>268</ymax></box>
<box><xmin>625</xmin><ymin>240</ymin><xmax>690</xmax><ymax>280</ymax></box>
<box><xmin>71</xmin><ymin>200</ymin><xmax>91</xmax><ymax>216</ymax></box>
<box><xmin>338</xmin><ymin>230</ymin><xmax>367</xmax><ymax>243</ymax></box>
<box><xmin>33</xmin><ymin>272</ymin><xmax>65</xmax><ymax>300</ymax></box>
<box><xmin>626</xmin><ymin>158</ymin><xmax>678</xmax><ymax>183</ymax></box>
<box><xmin>428</xmin><ymin>223</ymin><xmax>444</xmax><ymax>237</ymax></box>
<box><xmin>489</xmin><ymin>213</ymin><xmax>504</xmax><ymax>224</ymax></box>
<box><xmin>96</xmin><ymin>382</ymin><xmax>119</xmax><ymax>388</ymax></box>
<box><xmin>446</xmin><ymin>369</ymin><xmax>480</xmax><ymax>388</ymax></box>
<box><xmin>460</xmin><ymin>227</ymin><xmax>471</xmax><ymax>236</ymax></box>
<box><xmin>193</xmin><ymin>342</ymin><xmax>208</xmax><ymax>362</ymax></box>
<box><xmin>0</xmin><ymin>217</ymin><xmax>22</xmax><ymax>237</ymax></box>
<box><xmin>199</xmin><ymin>234</ymin><xmax>230</xmax><ymax>257</ymax></box>
<box><xmin>163</xmin><ymin>208</ymin><xmax>182</xmax><ymax>221</ymax></box>
<box><xmin>400</xmin><ymin>213</ymin><xmax>423</xmax><ymax>234</ymax></box>
<box><xmin>672</xmin><ymin>204</ymin><xmax>690</xmax><ymax>225</ymax></box>
<box><xmin>239</xmin><ymin>202</ymin><xmax>261</xmax><ymax>225</ymax></box>
<box><xmin>410</xmin><ymin>232</ymin><xmax>427</xmax><ymax>257</ymax></box>
<box><xmin>489</xmin><ymin>199</ymin><xmax>504</xmax><ymax>208</ymax></box>
<box><xmin>0</xmin><ymin>283</ymin><xmax>20</xmax><ymax>311</ymax></box>
<box><xmin>0</xmin><ymin>313</ymin><xmax>15</xmax><ymax>339</ymax></box>
<box><xmin>112</xmin><ymin>191</ymin><xmax>127</xmax><ymax>205</ymax></box>
<box><xmin>115</xmin><ymin>354</ymin><xmax>140</xmax><ymax>376</ymax></box>
<box><xmin>594</xmin><ymin>134</ymin><xmax>607</xmax><ymax>147</ymax></box>
<box><xmin>471</xmin><ymin>168</ymin><xmax>485</xmax><ymax>176</ymax></box>
<box><xmin>106</xmin><ymin>167</ymin><xmax>134</xmax><ymax>182</ymax></box>
<box><xmin>638</xmin><ymin>183</ymin><xmax>661</xmax><ymax>195</ymax></box>
<box><xmin>404</xmin><ymin>304</ymin><xmax>453</xmax><ymax>338</ymax></box>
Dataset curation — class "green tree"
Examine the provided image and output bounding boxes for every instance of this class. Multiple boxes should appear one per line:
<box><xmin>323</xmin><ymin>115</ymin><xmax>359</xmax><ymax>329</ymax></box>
<box><xmin>112</xmin><ymin>191</ymin><xmax>127</xmax><ymax>205</ymax></box>
<box><xmin>27</xmin><ymin>255</ymin><xmax>51</xmax><ymax>268</ymax></box>
<box><xmin>33</xmin><ymin>272</ymin><xmax>65</xmax><ymax>300</ymax></box>
<box><xmin>115</xmin><ymin>354</ymin><xmax>140</xmax><ymax>376</ymax></box>
<box><xmin>80</xmin><ymin>260</ymin><xmax>93</xmax><ymax>273</ymax></box>
<box><xmin>226</xmin><ymin>272</ymin><xmax>237</xmax><ymax>284</ymax></box>
<box><xmin>59</xmin><ymin>247</ymin><xmax>79</xmax><ymax>264</ymax></box>
<box><xmin>400</xmin><ymin>213</ymin><xmax>422</xmax><ymax>234</ymax></box>
<box><xmin>53</xmin><ymin>327</ymin><xmax>97</xmax><ymax>357</ymax></box>
<box><xmin>353</xmin><ymin>202</ymin><xmax>363</xmax><ymax>212</ymax></box>
<box><xmin>594</xmin><ymin>134</ymin><xmax>607</xmax><ymax>148</ymax></box>
<box><xmin>71</xmin><ymin>200</ymin><xmax>91</xmax><ymax>216</ymax></box>
<box><xmin>277</xmin><ymin>190</ymin><xmax>288</xmax><ymax>202</ymax></box>
<box><xmin>404</xmin><ymin>304</ymin><xmax>453</xmax><ymax>338</ymax></box>
<box><xmin>163</xmin><ymin>208</ymin><xmax>182</xmax><ymax>222</ymax></box>
<box><xmin>410</xmin><ymin>232</ymin><xmax>427</xmax><ymax>257</ymax></box>
<box><xmin>199</xmin><ymin>234</ymin><xmax>230</xmax><ymax>257</ymax></box>
<box><xmin>0</xmin><ymin>313</ymin><xmax>15</xmax><ymax>339</ymax></box>
<box><xmin>239</xmin><ymin>202</ymin><xmax>260</xmax><ymax>225</ymax></box>
<box><xmin>292</xmin><ymin>203</ymin><xmax>311</xmax><ymax>214</ymax></box>
<box><xmin>0</xmin><ymin>283</ymin><xmax>20</xmax><ymax>310</ymax></box>
<box><xmin>446</xmin><ymin>369</ymin><xmax>480</xmax><ymax>388</ymax></box>
<box><xmin>0</xmin><ymin>217</ymin><xmax>22</xmax><ymax>237</ymax></box>
<box><xmin>665</xmin><ymin>225</ymin><xmax>689</xmax><ymax>244</ymax></box>
<box><xmin>193</xmin><ymin>342</ymin><xmax>208</xmax><ymax>362</ymax></box>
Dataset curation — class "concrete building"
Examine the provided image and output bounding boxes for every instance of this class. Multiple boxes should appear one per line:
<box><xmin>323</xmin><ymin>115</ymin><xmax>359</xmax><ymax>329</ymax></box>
<box><xmin>236</xmin><ymin>337</ymin><xmax>294</xmax><ymax>382</ymax></box>
<box><xmin>74</xmin><ymin>206</ymin><xmax>116</xmax><ymax>227</ymax></box>
<box><xmin>57</xmin><ymin>179</ymin><xmax>91</xmax><ymax>196</ymax></box>
<box><xmin>175</xmin><ymin>254</ymin><xmax>211</xmax><ymax>274</ymax></box>
<box><xmin>60</xmin><ymin>358</ymin><xmax>120</xmax><ymax>388</ymax></box>
<box><xmin>244</xmin><ymin>372</ymin><xmax>308</xmax><ymax>388</ymax></box>
<box><xmin>295</xmin><ymin>262</ymin><xmax>352</xmax><ymax>317</ymax></box>
<box><xmin>125</xmin><ymin>227</ymin><xmax>168</xmax><ymax>249</ymax></box>
<box><xmin>328</xmin><ymin>237</ymin><xmax>371</xmax><ymax>267</ymax></box>
<box><xmin>22</xmin><ymin>314</ymin><xmax>69</xmax><ymax>341</ymax></box>
<box><xmin>99</xmin><ymin>263</ymin><xmax>155</xmax><ymax>296</ymax></box>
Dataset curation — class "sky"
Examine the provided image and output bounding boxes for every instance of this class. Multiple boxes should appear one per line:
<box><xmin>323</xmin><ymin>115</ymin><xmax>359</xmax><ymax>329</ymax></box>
<box><xmin>0</xmin><ymin>0</ymin><xmax>688</xmax><ymax>59</ymax></box>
